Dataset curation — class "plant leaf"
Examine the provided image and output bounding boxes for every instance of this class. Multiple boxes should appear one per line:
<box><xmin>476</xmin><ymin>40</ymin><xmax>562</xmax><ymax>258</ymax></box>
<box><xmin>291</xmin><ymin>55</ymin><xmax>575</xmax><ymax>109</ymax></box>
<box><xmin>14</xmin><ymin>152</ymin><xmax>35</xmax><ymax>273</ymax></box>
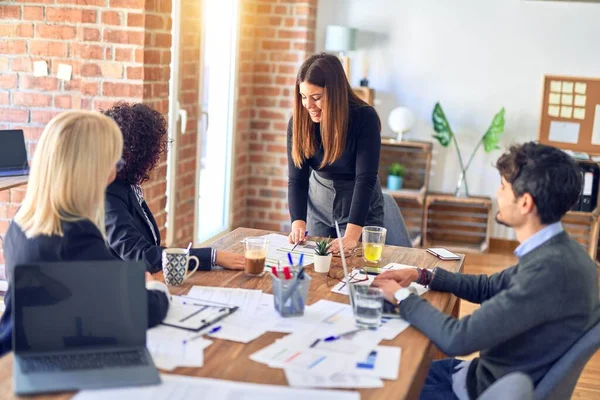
<box><xmin>432</xmin><ymin>102</ymin><xmax>453</xmax><ymax>147</ymax></box>
<box><xmin>482</xmin><ymin>107</ymin><xmax>505</xmax><ymax>153</ymax></box>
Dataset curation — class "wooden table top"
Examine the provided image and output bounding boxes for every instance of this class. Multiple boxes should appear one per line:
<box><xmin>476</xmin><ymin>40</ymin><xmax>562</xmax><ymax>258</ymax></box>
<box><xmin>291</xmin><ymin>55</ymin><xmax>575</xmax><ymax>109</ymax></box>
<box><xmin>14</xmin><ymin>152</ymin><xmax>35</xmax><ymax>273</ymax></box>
<box><xmin>0</xmin><ymin>176</ymin><xmax>28</xmax><ymax>192</ymax></box>
<box><xmin>0</xmin><ymin>227</ymin><xmax>464</xmax><ymax>400</ymax></box>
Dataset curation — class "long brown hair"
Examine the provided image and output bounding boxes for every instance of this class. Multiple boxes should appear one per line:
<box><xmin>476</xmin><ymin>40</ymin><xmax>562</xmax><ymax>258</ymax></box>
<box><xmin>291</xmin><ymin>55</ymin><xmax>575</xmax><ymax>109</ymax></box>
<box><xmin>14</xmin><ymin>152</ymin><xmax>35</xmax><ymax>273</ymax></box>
<box><xmin>292</xmin><ymin>52</ymin><xmax>369</xmax><ymax>168</ymax></box>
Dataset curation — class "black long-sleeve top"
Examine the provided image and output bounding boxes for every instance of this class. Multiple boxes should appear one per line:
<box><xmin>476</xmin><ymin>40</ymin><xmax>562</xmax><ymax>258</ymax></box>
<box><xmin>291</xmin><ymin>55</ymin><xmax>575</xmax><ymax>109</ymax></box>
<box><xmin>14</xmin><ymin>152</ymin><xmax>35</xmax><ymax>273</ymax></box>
<box><xmin>287</xmin><ymin>104</ymin><xmax>381</xmax><ymax>226</ymax></box>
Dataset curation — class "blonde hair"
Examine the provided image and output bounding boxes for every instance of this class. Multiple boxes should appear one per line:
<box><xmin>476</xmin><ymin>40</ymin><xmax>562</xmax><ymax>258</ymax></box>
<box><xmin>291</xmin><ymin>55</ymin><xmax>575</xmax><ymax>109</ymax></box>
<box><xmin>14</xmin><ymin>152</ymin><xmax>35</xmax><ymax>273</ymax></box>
<box><xmin>15</xmin><ymin>111</ymin><xmax>123</xmax><ymax>238</ymax></box>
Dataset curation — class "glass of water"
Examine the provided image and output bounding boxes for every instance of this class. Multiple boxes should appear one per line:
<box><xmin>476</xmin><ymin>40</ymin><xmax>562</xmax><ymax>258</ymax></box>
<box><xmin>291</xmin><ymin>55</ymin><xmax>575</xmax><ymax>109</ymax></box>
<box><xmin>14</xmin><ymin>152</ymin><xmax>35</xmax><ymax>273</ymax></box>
<box><xmin>353</xmin><ymin>286</ymin><xmax>384</xmax><ymax>328</ymax></box>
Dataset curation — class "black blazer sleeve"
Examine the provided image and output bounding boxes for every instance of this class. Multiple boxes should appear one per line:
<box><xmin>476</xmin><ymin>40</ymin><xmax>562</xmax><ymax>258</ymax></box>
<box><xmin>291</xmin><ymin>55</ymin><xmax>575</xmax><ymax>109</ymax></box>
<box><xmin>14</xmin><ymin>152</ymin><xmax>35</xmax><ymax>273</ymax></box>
<box><xmin>105</xmin><ymin>186</ymin><xmax>212</xmax><ymax>273</ymax></box>
<box><xmin>66</xmin><ymin>220</ymin><xmax>170</xmax><ymax>329</ymax></box>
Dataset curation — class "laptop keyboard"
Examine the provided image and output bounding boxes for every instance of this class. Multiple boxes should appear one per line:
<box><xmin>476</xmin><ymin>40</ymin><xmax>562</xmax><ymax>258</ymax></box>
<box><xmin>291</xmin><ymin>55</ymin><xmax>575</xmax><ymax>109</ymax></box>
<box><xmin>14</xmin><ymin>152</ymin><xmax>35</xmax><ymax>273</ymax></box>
<box><xmin>20</xmin><ymin>350</ymin><xmax>149</xmax><ymax>374</ymax></box>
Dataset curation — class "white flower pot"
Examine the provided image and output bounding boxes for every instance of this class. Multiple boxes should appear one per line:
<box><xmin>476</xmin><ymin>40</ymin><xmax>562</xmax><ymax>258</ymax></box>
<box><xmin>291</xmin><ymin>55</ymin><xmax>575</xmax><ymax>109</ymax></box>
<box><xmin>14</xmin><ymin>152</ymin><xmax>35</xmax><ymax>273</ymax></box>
<box><xmin>313</xmin><ymin>253</ymin><xmax>332</xmax><ymax>273</ymax></box>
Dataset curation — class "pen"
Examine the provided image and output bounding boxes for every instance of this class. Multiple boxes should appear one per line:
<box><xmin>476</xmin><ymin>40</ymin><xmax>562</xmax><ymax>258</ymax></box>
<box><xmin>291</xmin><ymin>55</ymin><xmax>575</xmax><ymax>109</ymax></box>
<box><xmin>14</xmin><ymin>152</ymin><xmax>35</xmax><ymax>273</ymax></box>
<box><xmin>283</xmin><ymin>266</ymin><xmax>292</xmax><ymax>280</ymax></box>
<box><xmin>323</xmin><ymin>328</ymin><xmax>365</xmax><ymax>342</ymax></box>
<box><xmin>287</xmin><ymin>252</ymin><xmax>294</xmax><ymax>268</ymax></box>
<box><xmin>291</xmin><ymin>230</ymin><xmax>309</xmax><ymax>251</ymax></box>
<box><xmin>186</xmin><ymin>241</ymin><xmax>192</xmax><ymax>254</ymax></box>
<box><xmin>270</xmin><ymin>266</ymin><xmax>278</xmax><ymax>277</ymax></box>
<box><xmin>183</xmin><ymin>325</ymin><xmax>221</xmax><ymax>344</ymax></box>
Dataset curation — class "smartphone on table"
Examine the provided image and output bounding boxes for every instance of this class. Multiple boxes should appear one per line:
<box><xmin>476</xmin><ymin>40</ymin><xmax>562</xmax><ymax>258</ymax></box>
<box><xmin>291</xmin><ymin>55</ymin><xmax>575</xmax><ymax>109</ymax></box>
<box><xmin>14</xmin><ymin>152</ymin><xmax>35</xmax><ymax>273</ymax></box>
<box><xmin>426</xmin><ymin>247</ymin><xmax>461</xmax><ymax>261</ymax></box>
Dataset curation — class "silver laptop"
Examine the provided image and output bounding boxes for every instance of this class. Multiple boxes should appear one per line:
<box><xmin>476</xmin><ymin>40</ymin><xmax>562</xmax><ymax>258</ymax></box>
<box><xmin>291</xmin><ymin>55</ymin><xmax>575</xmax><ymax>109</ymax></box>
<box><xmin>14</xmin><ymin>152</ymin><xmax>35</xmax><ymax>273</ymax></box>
<box><xmin>12</xmin><ymin>261</ymin><xmax>160</xmax><ymax>395</ymax></box>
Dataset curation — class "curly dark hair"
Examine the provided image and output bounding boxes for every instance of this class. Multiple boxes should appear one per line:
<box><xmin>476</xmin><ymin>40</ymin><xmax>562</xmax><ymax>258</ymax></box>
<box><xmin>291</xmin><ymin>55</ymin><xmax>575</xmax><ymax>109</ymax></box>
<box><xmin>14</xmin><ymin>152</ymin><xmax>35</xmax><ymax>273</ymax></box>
<box><xmin>101</xmin><ymin>102</ymin><xmax>168</xmax><ymax>184</ymax></box>
<box><xmin>496</xmin><ymin>142</ymin><xmax>582</xmax><ymax>224</ymax></box>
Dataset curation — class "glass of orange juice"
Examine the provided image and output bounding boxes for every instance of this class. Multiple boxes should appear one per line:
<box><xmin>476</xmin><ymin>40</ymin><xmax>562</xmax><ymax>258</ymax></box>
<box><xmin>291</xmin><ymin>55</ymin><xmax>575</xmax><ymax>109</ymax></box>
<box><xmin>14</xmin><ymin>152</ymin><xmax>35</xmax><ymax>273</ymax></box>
<box><xmin>362</xmin><ymin>226</ymin><xmax>387</xmax><ymax>263</ymax></box>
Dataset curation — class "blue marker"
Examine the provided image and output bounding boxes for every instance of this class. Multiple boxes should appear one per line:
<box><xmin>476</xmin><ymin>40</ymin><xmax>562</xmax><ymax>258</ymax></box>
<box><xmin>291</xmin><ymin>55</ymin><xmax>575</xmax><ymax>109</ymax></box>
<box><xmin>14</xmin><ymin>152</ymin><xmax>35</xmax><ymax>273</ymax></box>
<box><xmin>208</xmin><ymin>325</ymin><xmax>222</xmax><ymax>335</ymax></box>
<box><xmin>357</xmin><ymin>350</ymin><xmax>378</xmax><ymax>370</ymax></box>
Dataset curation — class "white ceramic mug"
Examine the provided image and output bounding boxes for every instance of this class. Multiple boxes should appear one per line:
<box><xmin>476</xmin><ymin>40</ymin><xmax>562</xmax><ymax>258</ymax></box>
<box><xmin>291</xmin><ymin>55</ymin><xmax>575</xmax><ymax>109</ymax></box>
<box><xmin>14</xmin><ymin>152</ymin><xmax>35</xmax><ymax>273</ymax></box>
<box><xmin>162</xmin><ymin>248</ymin><xmax>199</xmax><ymax>286</ymax></box>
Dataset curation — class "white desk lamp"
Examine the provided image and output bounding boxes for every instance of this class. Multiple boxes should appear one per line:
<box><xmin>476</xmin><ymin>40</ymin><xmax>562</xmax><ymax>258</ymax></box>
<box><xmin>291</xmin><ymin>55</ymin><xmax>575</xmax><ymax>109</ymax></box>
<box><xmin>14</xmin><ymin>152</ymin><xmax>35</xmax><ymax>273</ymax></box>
<box><xmin>388</xmin><ymin>106</ymin><xmax>414</xmax><ymax>141</ymax></box>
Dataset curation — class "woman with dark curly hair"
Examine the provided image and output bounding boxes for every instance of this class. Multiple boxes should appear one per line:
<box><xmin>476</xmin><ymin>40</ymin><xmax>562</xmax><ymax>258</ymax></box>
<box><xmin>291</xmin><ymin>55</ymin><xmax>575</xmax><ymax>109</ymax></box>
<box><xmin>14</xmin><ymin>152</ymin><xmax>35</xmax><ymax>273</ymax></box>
<box><xmin>102</xmin><ymin>102</ymin><xmax>244</xmax><ymax>273</ymax></box>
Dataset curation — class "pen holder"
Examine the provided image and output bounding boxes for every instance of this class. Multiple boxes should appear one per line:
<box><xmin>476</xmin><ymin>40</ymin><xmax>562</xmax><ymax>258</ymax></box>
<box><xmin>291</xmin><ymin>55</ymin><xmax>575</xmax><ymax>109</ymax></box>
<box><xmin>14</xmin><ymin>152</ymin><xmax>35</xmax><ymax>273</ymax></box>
<box><xmin>271</xmin><ymin>273</ymin><xmax>311</xmax><ymax>317</ymax></box>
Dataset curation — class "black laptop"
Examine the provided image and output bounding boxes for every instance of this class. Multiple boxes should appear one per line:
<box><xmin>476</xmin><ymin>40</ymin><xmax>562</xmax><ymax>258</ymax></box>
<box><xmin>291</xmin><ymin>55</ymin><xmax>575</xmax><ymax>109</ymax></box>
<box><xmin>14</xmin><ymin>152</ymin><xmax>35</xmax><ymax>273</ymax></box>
<box><xmin>0</xmin><ymin>129</ymin><xmax>29</xmax><ymax>177</ymax></box>
<box><xmin>12</xmin><ymin>261</ymin><xmax>160</xmax><ymax>395</ymax></box>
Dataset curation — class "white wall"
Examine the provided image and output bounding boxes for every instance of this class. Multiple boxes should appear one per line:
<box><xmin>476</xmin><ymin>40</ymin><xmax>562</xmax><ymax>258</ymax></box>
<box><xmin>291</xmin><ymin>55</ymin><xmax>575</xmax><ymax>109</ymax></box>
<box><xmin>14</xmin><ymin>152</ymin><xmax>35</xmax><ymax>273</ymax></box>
<box><xmin>316</xmin><ymin>0</ymin><xmax>600</xmax><ymax>239</ymax></box>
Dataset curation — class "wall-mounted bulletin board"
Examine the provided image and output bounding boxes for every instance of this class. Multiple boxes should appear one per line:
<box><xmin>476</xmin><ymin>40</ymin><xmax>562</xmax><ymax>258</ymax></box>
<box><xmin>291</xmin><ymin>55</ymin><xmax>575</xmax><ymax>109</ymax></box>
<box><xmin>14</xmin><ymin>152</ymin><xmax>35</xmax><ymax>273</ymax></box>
<box><xmin>538</xmin><ymin>75</ymin><xmax>600</xmax><ymax>154</ymax></box>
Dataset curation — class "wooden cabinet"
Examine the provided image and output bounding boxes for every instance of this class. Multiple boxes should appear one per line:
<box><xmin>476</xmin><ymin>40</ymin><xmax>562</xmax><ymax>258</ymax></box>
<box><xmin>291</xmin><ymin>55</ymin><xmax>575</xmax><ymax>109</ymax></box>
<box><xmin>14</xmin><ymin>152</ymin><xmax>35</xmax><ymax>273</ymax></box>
<box><xmin>423</xmin><ymin>193</ymin><xmax>493</xmax><ymax>253</ymax></box>
<box><xmin>379</xmin><ymin>139</ymin><xmax>432</xmax><ymax>247</ymax></box>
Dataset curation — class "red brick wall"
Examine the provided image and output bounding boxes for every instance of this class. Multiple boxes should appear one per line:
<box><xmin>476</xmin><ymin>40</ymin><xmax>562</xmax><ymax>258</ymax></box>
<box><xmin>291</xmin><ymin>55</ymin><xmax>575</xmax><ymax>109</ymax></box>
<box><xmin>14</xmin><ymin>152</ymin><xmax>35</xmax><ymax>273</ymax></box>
<box><xmin>233</xmin><ymin>0</ymin><xmax>317</xmax><ymax>232</ymax></box>
<box><xmin>0</xmin><ymin>0</ymin><xmax>173</xmax><ymax>261</ymax></box>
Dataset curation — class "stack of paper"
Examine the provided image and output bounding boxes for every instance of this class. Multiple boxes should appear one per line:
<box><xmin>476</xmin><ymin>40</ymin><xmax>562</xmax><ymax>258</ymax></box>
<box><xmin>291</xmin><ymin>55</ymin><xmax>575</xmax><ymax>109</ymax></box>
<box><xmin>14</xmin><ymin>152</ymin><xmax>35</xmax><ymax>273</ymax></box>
<box><xmin>248</xmin><ymin>299</ymin><xmax>404</xmax><ymax>389</ymax></box>
<box><xmin>72</xmin><ymin>374</ymin><xmax>360</xmax><ymax>400</ymax></box>
<box><xmin>284</xmin><ymin>346</ymin><xmax>401</xmax><ymax>389</ymax></box>
<box><xmin>181</xmin><ymin>287</ymin><xmax>275</xmax><ymax>343</ymax></box>
<box><xmin>147</xmin><ymin>325</ymin><xmax>212</xmax><ymax>371</ymax></box>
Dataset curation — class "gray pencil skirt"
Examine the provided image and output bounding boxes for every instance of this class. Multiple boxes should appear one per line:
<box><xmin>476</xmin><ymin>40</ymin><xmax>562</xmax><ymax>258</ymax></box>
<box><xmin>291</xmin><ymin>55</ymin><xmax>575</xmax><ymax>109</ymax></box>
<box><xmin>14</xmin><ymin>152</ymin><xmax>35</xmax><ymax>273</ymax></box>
<box><xmin>306</xmin><ymin>171</ymin><xmax>384</xmax><ymax>238</ymax></box>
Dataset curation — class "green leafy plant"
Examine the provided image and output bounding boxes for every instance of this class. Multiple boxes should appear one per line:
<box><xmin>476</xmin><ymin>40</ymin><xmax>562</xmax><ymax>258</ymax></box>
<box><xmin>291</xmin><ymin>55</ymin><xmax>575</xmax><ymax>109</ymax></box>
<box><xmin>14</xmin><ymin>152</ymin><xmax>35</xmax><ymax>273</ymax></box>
<box><xmin>387</xmin><ymin>162</ymin><xmax>406</xmax><ymax>177</ymax></box>
<box><xmin>432</xmin><ymin>102</ymin><xmax>506</xmax><ymax>196</ymax></box>
<box><xmin>314</xmin><ymin>238</ymin><xmax>331</xmax><ymax>256</ymax></box>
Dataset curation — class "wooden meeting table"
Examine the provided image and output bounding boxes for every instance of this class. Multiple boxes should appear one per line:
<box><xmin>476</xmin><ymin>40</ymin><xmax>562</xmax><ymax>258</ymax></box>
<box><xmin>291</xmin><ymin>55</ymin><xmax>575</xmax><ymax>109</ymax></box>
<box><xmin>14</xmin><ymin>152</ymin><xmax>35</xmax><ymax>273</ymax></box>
<box><xmin>0</xmin><ymin>227</ymin><xmax>464</xmax><ymax>399</ymax></box>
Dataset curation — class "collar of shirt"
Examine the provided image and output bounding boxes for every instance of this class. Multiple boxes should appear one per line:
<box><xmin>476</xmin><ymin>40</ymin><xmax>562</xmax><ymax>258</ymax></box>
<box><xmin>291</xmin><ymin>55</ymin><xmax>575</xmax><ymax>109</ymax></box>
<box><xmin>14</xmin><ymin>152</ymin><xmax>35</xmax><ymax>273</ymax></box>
<box><xmin>514</xmin><ymin>222</ymin><xmax>564</xmax><ymax>259</ymax></box>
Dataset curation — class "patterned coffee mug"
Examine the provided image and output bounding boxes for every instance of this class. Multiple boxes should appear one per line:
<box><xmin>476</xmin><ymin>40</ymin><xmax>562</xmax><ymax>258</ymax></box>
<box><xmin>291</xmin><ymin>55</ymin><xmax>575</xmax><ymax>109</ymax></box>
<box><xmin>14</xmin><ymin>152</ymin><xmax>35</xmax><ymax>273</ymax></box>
<box><xmin>162</xmin><ymin>248</ymin><xmax>200</xmax><ymax>286</ymax></box>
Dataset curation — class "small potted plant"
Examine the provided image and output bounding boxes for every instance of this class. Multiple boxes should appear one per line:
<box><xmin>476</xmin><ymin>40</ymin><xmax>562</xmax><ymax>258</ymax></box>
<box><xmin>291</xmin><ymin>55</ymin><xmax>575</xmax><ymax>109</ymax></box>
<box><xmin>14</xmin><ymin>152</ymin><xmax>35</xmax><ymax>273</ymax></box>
<box><xmin>313</xmin><ymin>238</ymin><xmax>332</xmax><ymax>273</ymax></box>
<box><xmin>387</xmin><ymin>162</ymin><xmax>406</xmax><ymax>190</ymax></box>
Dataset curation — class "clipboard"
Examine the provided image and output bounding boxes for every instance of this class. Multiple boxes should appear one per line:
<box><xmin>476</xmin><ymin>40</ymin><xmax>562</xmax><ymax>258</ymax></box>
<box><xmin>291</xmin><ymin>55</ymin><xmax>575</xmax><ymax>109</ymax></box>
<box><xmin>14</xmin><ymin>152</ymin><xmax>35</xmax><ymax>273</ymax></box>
<box><xmin>160</xmin><ymin>300</ymin><xmax>239</xmax><ymax>332</ymax></box>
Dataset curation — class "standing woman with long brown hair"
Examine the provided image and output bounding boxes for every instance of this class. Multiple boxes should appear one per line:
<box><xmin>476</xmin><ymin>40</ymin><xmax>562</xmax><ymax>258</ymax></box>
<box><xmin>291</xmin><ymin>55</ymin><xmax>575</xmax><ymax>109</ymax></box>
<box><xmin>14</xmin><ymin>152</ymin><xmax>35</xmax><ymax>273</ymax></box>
<box><xmin>287</xmin><ymin>53</ymin><xmax>383</xmax><ymax>254</ymax></box>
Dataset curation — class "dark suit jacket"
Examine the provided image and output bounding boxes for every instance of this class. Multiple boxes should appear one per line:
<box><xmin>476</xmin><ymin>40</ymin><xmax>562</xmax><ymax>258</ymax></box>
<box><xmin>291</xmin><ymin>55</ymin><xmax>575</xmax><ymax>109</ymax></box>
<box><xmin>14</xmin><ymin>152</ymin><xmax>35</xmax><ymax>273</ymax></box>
<box><xmin>105</xmin><ymin>179</ymin><xmax>212</xmax><ymax>273</ymax></box>
<box><xmin>0</xmin><ymin>219</ymin><xmax>169</xmax><ymax>357</ymax></box>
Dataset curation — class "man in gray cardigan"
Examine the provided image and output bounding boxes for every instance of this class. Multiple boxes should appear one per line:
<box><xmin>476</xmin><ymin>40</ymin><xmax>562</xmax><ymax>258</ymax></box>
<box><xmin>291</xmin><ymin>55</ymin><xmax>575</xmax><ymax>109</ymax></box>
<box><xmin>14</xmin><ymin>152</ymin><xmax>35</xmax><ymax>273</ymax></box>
<box><xmin>373</xmin><ymin>142</ymin><xmax>600</xmax><ymax>400</ymax></box>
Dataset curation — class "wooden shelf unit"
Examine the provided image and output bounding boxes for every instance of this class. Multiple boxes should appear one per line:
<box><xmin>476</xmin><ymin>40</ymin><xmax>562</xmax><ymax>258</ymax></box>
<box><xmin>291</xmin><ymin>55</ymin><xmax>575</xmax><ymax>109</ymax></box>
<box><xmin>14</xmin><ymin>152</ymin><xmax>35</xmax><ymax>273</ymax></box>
<box><xmin>423</xmin><ymin>193</ymin><xmax>493</xmax><ymax>253</ymax></box>
<box><xmin>561</xmin><ymin>210</ymin><xmax>600</xmax><ymax>260</ymax></box>
<box><xmin>379</xmin><ymin>139</ymin><xmax>432</xmax><ymax>247</ymax></box>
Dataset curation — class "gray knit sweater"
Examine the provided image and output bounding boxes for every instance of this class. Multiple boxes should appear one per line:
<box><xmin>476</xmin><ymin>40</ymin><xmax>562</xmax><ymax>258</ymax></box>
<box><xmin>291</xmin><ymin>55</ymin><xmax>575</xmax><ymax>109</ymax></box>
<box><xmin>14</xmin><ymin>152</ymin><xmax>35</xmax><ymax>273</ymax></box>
<box><xmin>399</xmin><ymin>231</ymin><xmax>600</xmax><ymax>399</ymax></box>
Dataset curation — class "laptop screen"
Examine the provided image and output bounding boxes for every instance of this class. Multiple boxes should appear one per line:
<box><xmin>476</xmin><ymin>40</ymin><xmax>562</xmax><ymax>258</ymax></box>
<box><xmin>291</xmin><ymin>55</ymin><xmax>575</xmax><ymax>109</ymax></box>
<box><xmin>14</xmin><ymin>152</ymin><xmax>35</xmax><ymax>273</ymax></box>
<box><xmin>0</xmin><ymin>129</ymin><xmax>29</xmax><ymax>174</ymax></box>
<box><xmin>12</xmin><ymin>261</ymin><xmax>147</xmax><ymax>354</ymax></box>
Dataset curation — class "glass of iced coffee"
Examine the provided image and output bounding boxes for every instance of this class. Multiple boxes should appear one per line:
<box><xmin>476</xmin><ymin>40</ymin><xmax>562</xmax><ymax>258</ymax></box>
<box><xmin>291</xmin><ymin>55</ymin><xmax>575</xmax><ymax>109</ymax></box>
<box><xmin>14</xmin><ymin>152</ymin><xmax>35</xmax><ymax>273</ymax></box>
<box><xmin>244</xmin><ymin>237</ymin><xmax>268</xmax><ymax>276</ymax></box>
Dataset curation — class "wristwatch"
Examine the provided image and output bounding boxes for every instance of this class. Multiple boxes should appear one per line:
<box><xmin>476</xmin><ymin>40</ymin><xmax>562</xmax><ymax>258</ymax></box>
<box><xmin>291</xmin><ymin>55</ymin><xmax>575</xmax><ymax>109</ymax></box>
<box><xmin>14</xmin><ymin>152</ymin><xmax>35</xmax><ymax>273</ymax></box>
<box><xmin>394</xmin><ymin>286</ymin><xmax>418</xmax><ymax>305</ymax></box>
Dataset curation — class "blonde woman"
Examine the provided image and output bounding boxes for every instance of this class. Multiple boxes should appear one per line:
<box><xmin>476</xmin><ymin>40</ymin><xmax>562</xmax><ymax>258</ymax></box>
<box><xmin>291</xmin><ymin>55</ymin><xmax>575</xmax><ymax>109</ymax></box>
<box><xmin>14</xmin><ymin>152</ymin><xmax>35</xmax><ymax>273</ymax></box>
<box><xmin>0</xmin><ymin>111</ymin><xmax>170</xmax><ymax>356</ymax></box>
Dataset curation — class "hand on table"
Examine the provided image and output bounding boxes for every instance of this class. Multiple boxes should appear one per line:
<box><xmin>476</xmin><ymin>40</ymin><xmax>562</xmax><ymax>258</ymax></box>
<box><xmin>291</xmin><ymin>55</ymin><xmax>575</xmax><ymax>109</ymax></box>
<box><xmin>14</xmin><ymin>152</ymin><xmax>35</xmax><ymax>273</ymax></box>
<box><xmin>216</xmin><ymin>251</ymin><xmax>245</xmax><ymax>270</ymax></box>
<box><xmin>373</xmin><ymin>268</ymin><xmax>419</xmax><ymax>288</ymax></box>
<box><xmin>327</xmin><ymin>235</ymin><xmax>358</xmax><ymax>255</ymax></box>
<box><xmin>288</xmin><ymin>220</ymin><xmax>307</xmax><ymax>245</ymax></box>
<box><xmin>371</xmin><ymin>279</ymin><xmax>402</xmax><ymax>304</ymax></box>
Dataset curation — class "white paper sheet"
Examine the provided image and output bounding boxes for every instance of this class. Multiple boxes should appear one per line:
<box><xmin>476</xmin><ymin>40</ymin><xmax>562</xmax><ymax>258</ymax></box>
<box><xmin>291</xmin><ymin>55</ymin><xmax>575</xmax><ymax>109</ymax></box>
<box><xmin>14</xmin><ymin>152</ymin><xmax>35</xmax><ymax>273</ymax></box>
<box><xmin>72</xmin><ymin>374</ymin><xmax>360</xmax><ymax>400</ymax></box>
<box><xmin>146</xmin><ymin>325</ymin><xmax>212</xmax><ymax>371</ymax></box>
<box><xmin>549</xmin><ymin>121</ymin><xmax>580</xmax><ymax>144</ymax></box>
<box><xmin>285</xmin><ymin>369</ymin><xmax>384</xmax><ymax>389</ymax></box>
<box><xmin>592</xmin><ymin>105</ymin><xmax>600</xmax><ymax>146</ymax></box>
<box><xmin>350</xmin><ymin>346</ymin><xmax>401</xmax><ymax>380</ymax></box>
<box><xmin>378</xmin><ymin>316</ymin><xmax>411</xmax><ymax>340</ymax></box>
<box><xmin>186</xmin><ymin>286</ymin><xmax>262</xmax><ymax>314</ymax></box>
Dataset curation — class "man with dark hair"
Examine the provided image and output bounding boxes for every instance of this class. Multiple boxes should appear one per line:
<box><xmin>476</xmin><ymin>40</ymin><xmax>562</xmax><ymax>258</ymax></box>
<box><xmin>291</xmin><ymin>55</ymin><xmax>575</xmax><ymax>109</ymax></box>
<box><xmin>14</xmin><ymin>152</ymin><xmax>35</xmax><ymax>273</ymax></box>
<box><xmin>373</xmin><ymin>142</ymin><xmax>600</xmax><ymax>400</ymax></box>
